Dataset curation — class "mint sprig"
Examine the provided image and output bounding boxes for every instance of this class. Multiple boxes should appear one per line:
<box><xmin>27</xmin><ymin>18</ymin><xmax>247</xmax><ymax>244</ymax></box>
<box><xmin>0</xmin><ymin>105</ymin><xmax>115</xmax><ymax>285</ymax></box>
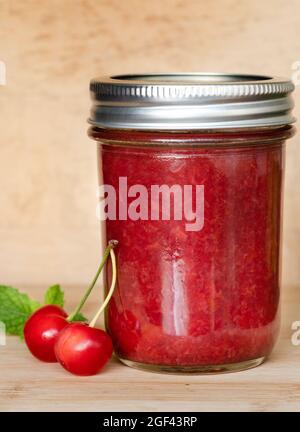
<box><xmin>71</xmin><ymin>312</ymin><xmax>87</xmax><ymax>322</ymax></box>
<box><xmin>0</xmin><ymin>286</ymin><xmax>40</xmax><ymax>338</ymax></box>
<box><xmin>0</xmin><ymin>284</ymin><xmax>87</xmax><ymax>340</ymax></box>
<box><xmin>44</xmin><ymin>284</ymin><xmax>64</xmax><ymax>307</ymax></box>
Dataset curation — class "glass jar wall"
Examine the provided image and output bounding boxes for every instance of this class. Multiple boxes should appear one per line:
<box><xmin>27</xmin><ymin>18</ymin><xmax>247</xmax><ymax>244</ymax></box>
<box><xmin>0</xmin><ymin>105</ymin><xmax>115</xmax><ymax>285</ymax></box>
<box><xmin>88</xmin><ymin>74</ymin><xmax>295</xmax><ymax>373</ymax></box>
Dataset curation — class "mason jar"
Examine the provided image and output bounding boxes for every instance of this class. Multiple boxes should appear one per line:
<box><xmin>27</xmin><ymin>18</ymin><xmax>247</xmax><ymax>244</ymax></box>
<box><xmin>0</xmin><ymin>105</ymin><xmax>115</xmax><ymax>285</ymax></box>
<box><xmin>88</xmin><ymin>73</ymin><xmax>295</xmax><ymax>373</ymax></box>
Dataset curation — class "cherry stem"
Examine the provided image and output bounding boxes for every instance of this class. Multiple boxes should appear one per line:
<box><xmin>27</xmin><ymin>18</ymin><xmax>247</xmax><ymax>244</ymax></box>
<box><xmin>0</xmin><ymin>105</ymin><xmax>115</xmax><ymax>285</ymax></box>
<box><xmin>67</xmin><ymin>240</ymin><xmax>118</xmax><ymax>323</ymax></box>
<box><xmin>89</xmin><ymin>247</ymin><xmax>117</xmax><ymax>328</ymax></box>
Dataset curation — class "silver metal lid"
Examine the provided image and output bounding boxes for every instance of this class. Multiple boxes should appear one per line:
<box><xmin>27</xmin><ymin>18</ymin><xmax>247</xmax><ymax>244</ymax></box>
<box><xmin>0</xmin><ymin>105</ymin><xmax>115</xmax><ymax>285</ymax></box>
<box><xmin>89</xmin><ymin>73</ymin><xmax>295</xmax><ymax>130</ymax></box>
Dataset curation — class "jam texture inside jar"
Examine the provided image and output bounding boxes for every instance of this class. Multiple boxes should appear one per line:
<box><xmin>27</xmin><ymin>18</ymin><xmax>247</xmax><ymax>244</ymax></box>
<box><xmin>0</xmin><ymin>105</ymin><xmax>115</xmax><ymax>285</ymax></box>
<box><xmin>88</xmin><ymin>74</ymin><xmax>295</xmax><ymax>373</ymax></box>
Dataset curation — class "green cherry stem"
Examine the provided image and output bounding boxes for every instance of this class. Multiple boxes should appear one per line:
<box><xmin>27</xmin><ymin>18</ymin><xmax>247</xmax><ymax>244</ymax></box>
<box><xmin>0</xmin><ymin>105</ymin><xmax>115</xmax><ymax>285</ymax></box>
<box><xmin>89</xmin><ymin>247</ymin><xmax>117</xmax><ymax>328</ymax></box>
<box><xmin>67</xmin><ymin>240</ymin><xmax>118</xmax><ymax>323</ymax></box>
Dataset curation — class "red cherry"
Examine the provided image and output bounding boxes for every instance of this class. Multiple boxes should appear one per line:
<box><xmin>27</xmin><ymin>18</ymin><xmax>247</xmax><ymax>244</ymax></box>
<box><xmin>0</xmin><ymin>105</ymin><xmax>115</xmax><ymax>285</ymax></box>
<box><xmin>55</xmin><ymin>323</ymin><xmax>113</xmax><ymax>376</ymax></box>
<box><xmin>24</xmin><ymin>306</ymin><xmax>68</xmax><ymax>363</ymax></box>
<box><xmin>29</xmin><ymin>304</ymin><xmax>68</xmax><ymax>319</ymax></box>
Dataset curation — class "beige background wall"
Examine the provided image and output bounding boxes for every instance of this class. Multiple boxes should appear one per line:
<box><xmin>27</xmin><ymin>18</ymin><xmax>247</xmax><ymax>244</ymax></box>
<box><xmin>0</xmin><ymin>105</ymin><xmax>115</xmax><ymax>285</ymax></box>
<box><xmin>0</xmin><ymin>0</ymin><xmax>299</xmax><ymax>291</ymax></box>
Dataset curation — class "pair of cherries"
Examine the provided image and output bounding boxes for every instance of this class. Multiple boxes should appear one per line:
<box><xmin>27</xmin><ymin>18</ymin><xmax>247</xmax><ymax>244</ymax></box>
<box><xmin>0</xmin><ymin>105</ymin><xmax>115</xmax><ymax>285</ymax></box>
<box><xmin>24</xmin><ymin>305</ymin><xmax>113</xmax><ymax>375</ymax></box>
<box><xmin>24</xmin><ymin>241</ymin><xmax>118</xmax><ymax>376</ymax></box>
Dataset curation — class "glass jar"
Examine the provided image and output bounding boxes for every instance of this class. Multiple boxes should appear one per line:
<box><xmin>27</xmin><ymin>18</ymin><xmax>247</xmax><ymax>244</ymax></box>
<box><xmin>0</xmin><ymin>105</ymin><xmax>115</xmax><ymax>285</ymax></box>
<box><xmin>88</xmin><ymin>74</ymin><xmax>295</xmax><ymax>373</ymax></box>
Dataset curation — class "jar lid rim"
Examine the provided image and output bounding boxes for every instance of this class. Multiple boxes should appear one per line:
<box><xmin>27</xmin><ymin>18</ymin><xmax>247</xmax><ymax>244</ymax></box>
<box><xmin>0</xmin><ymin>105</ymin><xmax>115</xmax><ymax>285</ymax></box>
<box><xmin>89</xmin><ymin>73</ymin><xmax>295</xmax><ymax>130</ymax></box>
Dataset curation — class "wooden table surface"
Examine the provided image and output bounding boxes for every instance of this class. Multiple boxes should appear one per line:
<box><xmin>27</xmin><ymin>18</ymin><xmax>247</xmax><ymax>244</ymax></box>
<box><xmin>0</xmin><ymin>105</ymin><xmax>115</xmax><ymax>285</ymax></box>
<box><xmin>0</xmin><ymin>285</ymin><xmax>299</xmax><ymax>412</ymax></box>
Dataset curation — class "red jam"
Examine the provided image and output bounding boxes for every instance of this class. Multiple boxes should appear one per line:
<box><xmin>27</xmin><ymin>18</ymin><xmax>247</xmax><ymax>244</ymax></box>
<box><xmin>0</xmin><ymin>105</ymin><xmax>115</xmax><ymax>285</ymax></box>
<box><xmin>91</xmin><ymin>127</ymin><xmax>292</xmax><ymax>371</ymax></box>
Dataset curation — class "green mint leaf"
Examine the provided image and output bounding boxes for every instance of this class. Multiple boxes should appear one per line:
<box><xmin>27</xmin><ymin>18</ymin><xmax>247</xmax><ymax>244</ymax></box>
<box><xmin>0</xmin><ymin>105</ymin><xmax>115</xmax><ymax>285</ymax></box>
<box><xmin>69</xmin><ymin>312</ymin><xmax>88</xmax><ymax>323</ymax></box>
<box><xmin>44</xmin><ymin>284</ymin><xmax>64</xmax><ymax>307</ymax></box>
<box><xmin>0</xmin><ymin>285</ymin><xmax>40</xmax><ymax>338</ymax></box>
